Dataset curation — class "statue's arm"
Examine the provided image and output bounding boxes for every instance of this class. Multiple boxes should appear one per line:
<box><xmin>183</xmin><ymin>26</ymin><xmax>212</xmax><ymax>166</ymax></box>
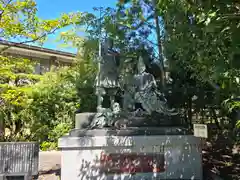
<box><xmin>141</xmin><ymin>75</ymin><xmax>157</xmax><ymax>91</ymax></box>
<box><xmin>145</xmin><ymin>75</ymin><xmax>166</xmax><ymax>98</ymax></box>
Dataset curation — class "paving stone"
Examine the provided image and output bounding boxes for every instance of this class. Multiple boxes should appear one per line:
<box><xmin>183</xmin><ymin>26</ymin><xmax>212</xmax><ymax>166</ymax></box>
<box><xmin>38</xmin><ymin>151</ymin><xmax>61</xmax><ymax>180</ymax></box>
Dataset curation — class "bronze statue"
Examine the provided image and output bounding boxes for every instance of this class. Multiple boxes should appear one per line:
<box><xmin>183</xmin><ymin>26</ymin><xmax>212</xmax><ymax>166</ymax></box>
<box><xmin>95</xmin><ymin>38</ymin><xmax>120</xmax><ymax>111</ymax></box>
<box><xmin>91</xmin><ymin>41</ymin><xmax>178</xmax><ymax>129</ymax></box>
<box><xmin>91</xmin><ymin>38</ymin><xmax>121</xmax><ymax>128</ymax></box>
<box><xmin>132</xmin><ymin>56</ymin><xmax>177</xmax><ymax>115</ymax></box>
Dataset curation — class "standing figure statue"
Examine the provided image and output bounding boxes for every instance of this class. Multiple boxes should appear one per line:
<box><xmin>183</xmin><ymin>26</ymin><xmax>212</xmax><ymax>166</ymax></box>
<box><xmin>91</xmin><ymin>38</ymin><xmax>121</xmax><ymax>128</ymax></box>
<box><xmin>95</xmin><ymin>38</ymin><xmax>121</xmax><ymax>111</ymax></box>
<box><xmin>133</xmin><ymin>56</ymin><xmax>177</xmax><ymax>116</ymax></box>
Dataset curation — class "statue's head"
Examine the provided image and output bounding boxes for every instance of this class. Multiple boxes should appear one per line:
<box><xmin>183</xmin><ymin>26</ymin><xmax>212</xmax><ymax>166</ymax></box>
<box><xmin>112</xmin><ymin>102</ymin><xmax>121</xmax><ymax>114</ymax></box>
<box><xmin>103</xmin><ymin>38</ymin><xmax>114</xmax><ymax>52</ymax></box>
<box><xmin>137</xmin><ymin>56</ymin><xmax>146</xmax><ymax>74</ymax></box>
<box><xmin>124</xmin><ymin>58</ymin><xmax>135</xmax><ymax>74</ymax></box>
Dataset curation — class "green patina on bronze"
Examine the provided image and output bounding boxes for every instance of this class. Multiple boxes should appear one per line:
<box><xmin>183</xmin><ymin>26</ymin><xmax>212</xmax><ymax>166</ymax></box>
<box><xmin>89</xmin><ymin>37</ymin><xmax>179</xmax><ymax>129</ymax></box>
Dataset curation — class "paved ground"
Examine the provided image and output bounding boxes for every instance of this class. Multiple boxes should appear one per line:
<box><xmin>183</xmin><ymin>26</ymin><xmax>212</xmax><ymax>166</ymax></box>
<box><xmin>38</xmin><ymin>151</ymin><xmax>61</xmax><ymax>180</ymax></box>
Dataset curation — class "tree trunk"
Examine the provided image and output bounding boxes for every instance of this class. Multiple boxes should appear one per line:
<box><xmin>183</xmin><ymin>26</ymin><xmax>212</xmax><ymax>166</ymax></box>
<box><xmin>152</xmin><ymin>0</ymin><xmax>165</xmax><ymax>88</ymax></box>
<box><xmin>210</xmin><ymin>107</ymin><xmax>221</xmax><ymax>129</ymax></box>
<box><xmin>187</xmin><ymin>97</ymin><xmax>193</xmax><ymax>127</ymax></box>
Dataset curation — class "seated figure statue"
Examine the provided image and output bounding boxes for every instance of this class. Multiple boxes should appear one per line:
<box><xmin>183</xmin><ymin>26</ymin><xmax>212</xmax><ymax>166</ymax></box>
<box><xmin>133</xmin><ymin>56</ymin><xmax>177</xmax><ymax>116</ymax></box>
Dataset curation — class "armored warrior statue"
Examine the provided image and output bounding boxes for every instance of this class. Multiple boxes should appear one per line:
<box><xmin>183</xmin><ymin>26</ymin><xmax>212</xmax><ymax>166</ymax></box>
<box><xmin>91</xmin><ymin>38</ymin><xmax>121</xmax><ymax>128</ymax></box>
<box><xmin>95</xmin><ymin>38</ymin><xmax>121</xmax><ymax>111</ymax></box>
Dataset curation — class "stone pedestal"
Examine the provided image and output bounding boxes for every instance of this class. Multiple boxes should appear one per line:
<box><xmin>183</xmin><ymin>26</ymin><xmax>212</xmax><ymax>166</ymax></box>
<box><xmin>58</xmin><ymin>127</ymin><xmax>203</xmax><ymax>180</ymax></box>
<box><xmin>75</xmin><ymin>113</ymin><xmax>95</xmax><ymax>129</ymax></box>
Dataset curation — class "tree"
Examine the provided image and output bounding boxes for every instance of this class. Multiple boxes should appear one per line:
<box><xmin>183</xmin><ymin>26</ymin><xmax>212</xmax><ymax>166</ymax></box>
<box><xmin>99</xmin><ymin>0</ymin><xmax>240</xmax><ymax>131</ymax></box>
<box><xmin>0</xmin><ymin>0</ymin><xmax>82</xmax><ymax>50</ymax></box>
<box><xmin>25</xmin><ymin>0</ymin><xmax>240</xmax><ymax>132</ymax></box>
<box><xmin>0</xmin><ymin>54</ymin><xmax>97</xmax><ymax>146</ymax></box>
<box><xmin>25</xmin><ymin>67</ymin><xmax>80</xmax><ymax>144</ymax></box>
<box><xmin>115</xmin><ymin>0</ymin><xmax>166</xmax><ymax>85</ymax></box>
<box><xmin>60</xmin><ymin>3</ymin><xmax>167</xmax><ymax>91</ymax></box>
<box><xmin>0</xmin><ymin>0</ymin><xmax>88</xmax><ymax>141</ymax></box>
<box><xmin>25</xmin><ymin>57</ymin><xmax>96</xmax><ymax>149</ymax></box>
<box><xmin>0</xmin><ymin>55</ymin><xmax>41</xmax><ymax>140</ymax></box>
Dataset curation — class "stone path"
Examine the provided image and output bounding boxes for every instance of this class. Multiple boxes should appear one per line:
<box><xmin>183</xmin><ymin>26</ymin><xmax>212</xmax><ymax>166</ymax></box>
<box><xmin>38</xmin><ymin>151</ymin><xmax>61</xmax><ymax>180</ymax></box>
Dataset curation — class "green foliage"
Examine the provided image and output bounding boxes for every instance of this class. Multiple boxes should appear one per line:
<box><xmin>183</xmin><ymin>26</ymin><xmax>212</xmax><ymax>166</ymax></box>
<box><xmin>25</xmin><ymin>67</ymin><xmax>79</xmax><ymax>141</ymax></box>
<box><xmin>160</xmin><ymin>0</ymin><xmax>240</xmax><ymax>124</ymax></box>
<box><xmin>71</xmin><ymin>0</ymin><xmax>240</xmax><ymax>131</ymax></box>
<box><xmin>40</xmin><ymin>141</ymin><xmax>57</xmax><ymax>151</ymax></box>
<box><xmin>0</xmin><ymin>0</ymin><xmax>82</xmax><ymax>46</ymax></box>
<box><xmin>1</xmin><ymin>0</ymin><xmax>240</xmax><ymax>147</ymax></box>
<box><xmin>27</xmin><ymin>60</ymin><xmax>96</xmax><ymax>149</ymax></box>
<box><xmin>236</xmin><ymin>120</ymin><xmax>240</xmax><ymax>129</ymax></box>
<box><xmin>0</xmin><ymin>0</ymin><xmax>98</xmax><ymax>147</ymax></box>
<box><xmin>163</xmin><ymin>0</ymin><xmax>240</xmax><ymax>87</ymax></box>
<box><xmin>223</xmin><ymin>99</ymin><xmax>240</xmax><ymax>114</ymax></box>
<box><xmin>0</xmin><ymin>55</ymin><xmax>41</xmax><ymax>140</ymax></box>
<box><xmin>40</xmin><ymin>122</ymin><xmax>72</xmax><ymax>151</ymax></box>
<box><xmin>0</xmin><ymin>52</ymin><xmax>97</xmax><ymax>147</ymax></box>
<box><xmin>74</xmin><ymin>58</ymin><xmax>97</xmax><ymax>112</ymax></box>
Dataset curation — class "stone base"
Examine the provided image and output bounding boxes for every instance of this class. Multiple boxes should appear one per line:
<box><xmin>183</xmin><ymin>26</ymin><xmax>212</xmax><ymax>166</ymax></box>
<box><xmin>75</xmin><ymin>113</ymin><xmax>95</xmax><ymax>129</ymax></box>
<box><xmin>58</xmin><ymin>127</ymin><xmax>202</xmax><ymax>180</ymax></box>
<box><xmin>75</xmin><ymin>112</ymin><xmax>184</xmax><ymax>129</ymax></box>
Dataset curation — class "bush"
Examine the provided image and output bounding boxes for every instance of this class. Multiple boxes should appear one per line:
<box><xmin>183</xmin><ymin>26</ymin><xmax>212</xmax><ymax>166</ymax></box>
<box><xmin>24</xmin><ymin>67</ymin><xmax>80</xmax><ymax>145</ymax></box>
<box><xmin>40</xmin><ymin>122</ymin><xmax>72</xmax><ymax>150</ymax></box>
<box><xmin>26</xmin><ymin>60</ymin><xmax>96</xmax><ymax>150</ymax></box>
<box><xmin>0</xmin><ymin>53</ymin><xmax>97</xmax><ymax>150</ymax></box>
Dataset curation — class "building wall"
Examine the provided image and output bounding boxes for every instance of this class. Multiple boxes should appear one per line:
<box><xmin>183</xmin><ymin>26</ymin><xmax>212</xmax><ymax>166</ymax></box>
<box><xmin>1</xmin><ymin>45</ymin><xmax>75</xmax><ymax>74</ymax></box>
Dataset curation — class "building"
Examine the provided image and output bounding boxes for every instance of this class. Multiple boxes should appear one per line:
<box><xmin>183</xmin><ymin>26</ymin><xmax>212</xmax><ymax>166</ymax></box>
<box><xmin>0</xmin><ymin>40</ymin><xmax>76</xmax><ymax>74</ymax></box>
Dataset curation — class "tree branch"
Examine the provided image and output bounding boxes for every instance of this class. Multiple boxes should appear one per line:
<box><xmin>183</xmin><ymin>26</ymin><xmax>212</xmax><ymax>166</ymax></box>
<box><xmin>0</xmin><ymin>27</ymin><xmax>59</xmax><ymax>54</ymax></box>
<box><xmin>0</xmin><ymin>0</ymin><xmax>13</xmax><ymax>22</ymax></box>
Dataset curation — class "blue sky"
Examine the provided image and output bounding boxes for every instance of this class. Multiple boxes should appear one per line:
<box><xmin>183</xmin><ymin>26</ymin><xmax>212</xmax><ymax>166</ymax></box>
<box><xmin>35</xmin><ymin>0</ymin><xmax>117</xmax><ymax>53</ymax></box>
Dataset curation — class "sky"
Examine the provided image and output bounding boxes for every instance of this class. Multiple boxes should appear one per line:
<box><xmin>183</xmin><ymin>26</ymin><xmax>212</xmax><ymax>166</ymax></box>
<box><xmin>34</xmin><ymin>0</ymin><xmax>117</xmax><ymax>53</ymax></box>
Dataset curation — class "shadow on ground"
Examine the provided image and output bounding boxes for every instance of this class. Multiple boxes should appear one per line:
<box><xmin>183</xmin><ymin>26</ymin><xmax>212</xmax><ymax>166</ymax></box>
<box><xmin>202</xmin><ymin>133</ymin><xmax>240</xmax><ymax>180</ymax></box>
<box><xmin>38</xmin><ymin>166</ymin><xmax>61</xmax><ymax>180</ymax></box>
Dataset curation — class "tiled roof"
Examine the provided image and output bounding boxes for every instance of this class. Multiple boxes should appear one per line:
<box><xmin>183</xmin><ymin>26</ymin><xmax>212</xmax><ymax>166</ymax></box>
<box><xmin>0</xmin><ymin>40</ymin><xmax>76</xmax><ymax>57</ymax></box>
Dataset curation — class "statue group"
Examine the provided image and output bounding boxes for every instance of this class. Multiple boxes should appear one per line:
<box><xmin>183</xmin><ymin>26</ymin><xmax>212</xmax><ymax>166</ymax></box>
<box><xmin>90</xmin><ymin>38</ymin><xmax>178</xmax><ymax>129</ymax></box>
